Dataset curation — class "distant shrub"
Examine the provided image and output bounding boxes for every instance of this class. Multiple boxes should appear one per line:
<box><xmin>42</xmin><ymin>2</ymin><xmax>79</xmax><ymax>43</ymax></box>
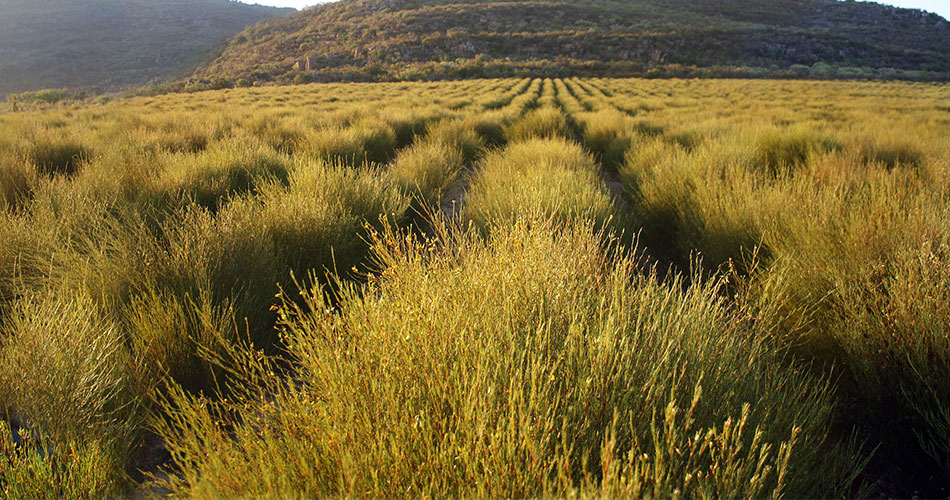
<box><xmin>18</xmin><ymin>89</ymin><xmax>76</xmax><ymax>105</ymax></box>
<box><xmin>389</xmin><ymin>139</ymin><xmax>465</xmax><ymax>211</ymax></box>
<box><xmin>27</xmin><ymin>139</ymin><xmax>90</xmax><ymax>176</ymax></box>
<box><xmin>504</xmin><ymin>106</ymin><xmax>572</xmax><ymax>142</ymax></box>
<box><xmin>464</xmin><ymin>138</ymin><xmax>618</xmax><ymax>232</ymax></box>
<box><xmin>157</xmin><ymin>140</ymin><xmax>288</xmax><ymax>209</ymax></box>
<box><xmin>183</xmin><ymin>81</ymin><xmax>211</xmax><ymax>93</ymax></box>
<box><xmin>250</xmin><ymin>159</ymin><xmax>409</xmax><ymax>280</ymax></box>
<box><xmin>293</xmin><ymin>72</ymin><xmax>315</xmax><ymax>85</ymax></box>
<box><xmin>754</xmin><ymin>129</ymin><xmax>840</xmax><ymax>176</ymax></box>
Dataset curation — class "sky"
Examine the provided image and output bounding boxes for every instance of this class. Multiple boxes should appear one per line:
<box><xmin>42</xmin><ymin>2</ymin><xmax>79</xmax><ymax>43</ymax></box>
<box><xmin>244</xmin><ymin>0</ymin><xmax>950</xmax><ymax>20</ymax></box>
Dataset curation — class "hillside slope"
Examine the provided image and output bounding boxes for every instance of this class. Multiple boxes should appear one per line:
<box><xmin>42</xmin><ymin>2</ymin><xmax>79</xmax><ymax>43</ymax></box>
<box><xmin>0</xmin><ymin>0</ymin><xmax>291</xmax><ymax>96</ymax></box>
<box><xmin>195</xmin><ymin>0</ymin><xmax>950</xmax><ymax>83</ymax></box>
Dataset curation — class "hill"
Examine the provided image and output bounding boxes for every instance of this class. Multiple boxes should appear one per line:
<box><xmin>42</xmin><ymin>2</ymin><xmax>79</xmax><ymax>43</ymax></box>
<box><xmin>193</xmin><ymin>0</ymin><xmax>950</xmax><ymax>83</ymax></box>
<box><xmin>0</xmin><ymin>0</ymin><xmax>291</xmax><ymax>97</ymax></box>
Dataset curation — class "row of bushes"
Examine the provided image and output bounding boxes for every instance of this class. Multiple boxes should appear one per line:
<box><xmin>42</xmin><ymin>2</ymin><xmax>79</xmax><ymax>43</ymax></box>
<box><xmin>145</xmin><ymin>101</ymin><xmax>866</xmax><ymax>496</ymax></box>
<box><xmin>565</xmin><ymin>77</ymin><xmax>950</xmax><ymax>493</ymax></box>
<box><xmin>1</xmin><ymin>80</ymin><xmax>531</xmax><ymax>496</ymax></box>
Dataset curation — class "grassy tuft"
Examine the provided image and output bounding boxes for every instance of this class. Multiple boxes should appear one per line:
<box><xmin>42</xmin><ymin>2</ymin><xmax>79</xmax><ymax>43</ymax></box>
<box><xmin>300</xmin><ymin>121</ymin><xmax>398</xmax><ymax>166</ymax></box>
<box><xmin>425</xmin><ymin>119</ymin><xmax>485</xmax><ymax>162</ymax></box>
<box><xmin>250</xmin><ymin>158</ymin><xmax>410</xmax><ymax>282</ymax></box>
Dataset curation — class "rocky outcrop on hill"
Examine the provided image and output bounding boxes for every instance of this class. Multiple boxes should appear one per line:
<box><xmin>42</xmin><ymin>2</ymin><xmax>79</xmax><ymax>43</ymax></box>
<box><xmin>193</xmin><ymin>0</ymin><xmax>950</xmax><ymax>83</ymax></box>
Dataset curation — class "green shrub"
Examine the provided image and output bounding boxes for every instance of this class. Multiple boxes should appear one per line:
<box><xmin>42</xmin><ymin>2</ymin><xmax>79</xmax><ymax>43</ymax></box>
<box><xmin>18</xmin><ymin>89</ymin><xmax>75</xmax><ymax>105</ymax></box>
<box><xmin>1</xmin><ymin>424</ymin><xmax>122</xmax><ymax>500</ymax></box>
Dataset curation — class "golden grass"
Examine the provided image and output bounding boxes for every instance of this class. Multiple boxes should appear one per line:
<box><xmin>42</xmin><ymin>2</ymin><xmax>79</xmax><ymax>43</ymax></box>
<box><xmin>0</xmin><ymin>77</ymin><xmax>948</xmax><ymax>497</ymax></box>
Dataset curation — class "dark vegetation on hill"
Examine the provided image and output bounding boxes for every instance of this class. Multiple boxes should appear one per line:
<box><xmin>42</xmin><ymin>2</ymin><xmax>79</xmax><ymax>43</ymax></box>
<box><xmin>0</xmin><ymin>0</ymin><xmax>291</xmax><ymax>97</ymax></box>
<box><xmin>191</xmin><ymin>0</ymin><xmax>950</xmax><ymax>85</ymax></box>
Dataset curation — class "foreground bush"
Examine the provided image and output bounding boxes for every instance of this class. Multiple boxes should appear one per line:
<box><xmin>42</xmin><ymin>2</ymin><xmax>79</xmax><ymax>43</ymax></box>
<box><xmin>0</xmin><ymin>293</ymin><xmax>142</xmax><ymax>498</ymax></box>
<box><xmin>744</xmin><ymin>181</ymin><xmax>950</xmax><ymax>486</ymax></box>
<box><xmin>155</xmin><ymin>219</ymin><xmax>865</xmax><ymax>498</ymax></box>
<box><xmin>1</xmin><ymin>425</ymin><xmax>119</xmax><ymax>500</ymax></box>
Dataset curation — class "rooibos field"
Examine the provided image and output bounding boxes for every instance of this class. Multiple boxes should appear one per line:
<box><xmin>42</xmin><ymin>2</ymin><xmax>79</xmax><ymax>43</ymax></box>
<box><xmin>1</xmin><ymin>77</ymin><xmax>950</xmax><ymax>497</ymax></box>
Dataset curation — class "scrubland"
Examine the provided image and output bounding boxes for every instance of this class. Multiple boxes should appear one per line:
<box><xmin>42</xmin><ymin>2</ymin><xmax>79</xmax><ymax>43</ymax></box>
<box><xmin>1</xmin><ymin>77</ymin><xmax>949</xmax><ymax>498</ymax></box>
